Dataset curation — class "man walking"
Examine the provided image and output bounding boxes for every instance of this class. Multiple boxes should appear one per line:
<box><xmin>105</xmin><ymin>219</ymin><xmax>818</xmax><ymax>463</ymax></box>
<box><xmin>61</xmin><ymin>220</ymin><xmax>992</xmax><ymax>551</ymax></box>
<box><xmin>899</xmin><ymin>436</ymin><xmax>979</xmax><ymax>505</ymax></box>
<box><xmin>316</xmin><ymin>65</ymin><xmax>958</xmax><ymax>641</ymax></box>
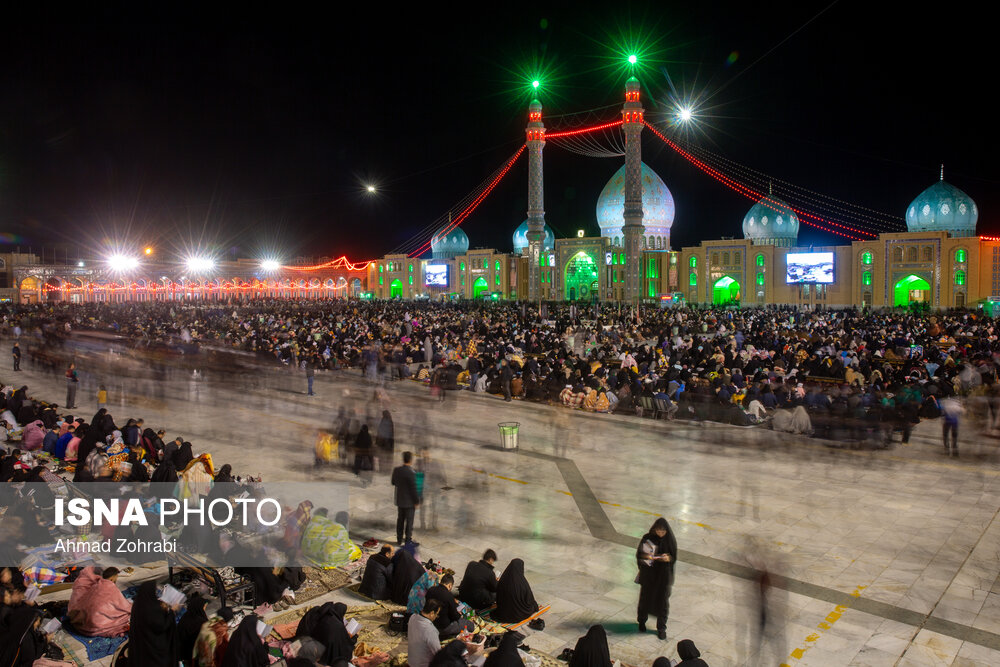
<box><xmin>305</xmin><ymin>357</ymin><xmax>316</xmax><ymax>396</ymax></box>
<box><xmin>65</xmin><ymin>362</ymin><xmax>79</xmax><ymax>409</ymax></box>
<box><xmin>940</xmin><ymin>396</ymin><xmax>964</xmax><ymax>456</ymax></box>
<box><xmin>11</xmin><ymin>342</ymin><xmax>21</xmax><ymax>372</ymax></box>
<box><xmin>391</xmin><ymin>451</ymin><xmax>420</xmax><ymax>545</ymax></box>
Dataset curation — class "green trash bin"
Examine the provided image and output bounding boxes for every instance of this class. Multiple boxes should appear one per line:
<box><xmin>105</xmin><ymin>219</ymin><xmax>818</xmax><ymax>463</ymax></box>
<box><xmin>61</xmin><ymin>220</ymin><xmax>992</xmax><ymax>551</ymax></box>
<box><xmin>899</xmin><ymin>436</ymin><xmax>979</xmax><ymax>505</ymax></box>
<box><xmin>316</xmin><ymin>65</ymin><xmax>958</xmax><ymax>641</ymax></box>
<box><xmin>498</xmin><ymin>422</ymin><xmax>519</xmax><ymax>450</ymax></box>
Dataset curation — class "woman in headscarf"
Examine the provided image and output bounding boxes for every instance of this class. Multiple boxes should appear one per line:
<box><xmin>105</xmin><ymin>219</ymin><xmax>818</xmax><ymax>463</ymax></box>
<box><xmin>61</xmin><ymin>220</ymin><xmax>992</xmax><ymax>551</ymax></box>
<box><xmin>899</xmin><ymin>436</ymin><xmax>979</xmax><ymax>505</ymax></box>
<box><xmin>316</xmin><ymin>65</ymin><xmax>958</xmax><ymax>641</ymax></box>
<box><xmin>72</xmin><ymin>428</ymin><xmax>103</xmax><ymax>480</ymax></box>
<box><xmin>406</xmin><ymin>570</ymin><xmax>438</xmax><ymax>614</ymax></box>
<box><xmin>177</xmin><ymin>594</ymin><xmax>209</xmax><ymax>666</ymax></box>
<box><xmin>376</xmin><ymin>409</ymin><xmax>395</xmax><ymax>455</ymax></box>
<box><xmin>428</xmin><ymin>640</ymin><xmax>467</xmax><ymax>667</ymax></box>
<box><xmin>674</xmin><ymin>639</ymin><xmax>708</xmax><ymax>667</ymax></box>
<box><xmin>194</xmin><ymin>607</ymin><xmax>233</xmax><ymax>667</ymax></box>
<box><xmin>358</xmin><ymin>544</ymin><xmax>394</xmax><ymax>600</ymax></box>
<box><xmin>636</xmin><ymin>517</ymin><xmax>677</xmax><ymax>640</ymax></box>
<box><xmin>568</xmin><ymin>625</ymin><xmax>611</xmax><ymax>667</ymax></box>
<box><xmin>220</xmin><ymin>614</ymin><xmax>268</xmax><ymax>667</ymax></box>
<box><xmin>213</xmin><ymin>464</ymin><xmax>234</xmax><ymax>483</ymax></box>
<box><xmin>125</xmin><ymin>446</ymin><xmax>150</xmax><ymax>482</ymax></box>
<box><xmin>308</xmin><ymin>602</ymin><xmax>356</xmax><ymax>666</ymax></box>
<box><xmin>128</xmin><ymin>581</ymin><xmax>178</xmax><ymax>667</ymax></box>
<box><xmin>0</xmin><ymin>605</ymin><xmax>46</xmax><ymax>666</ymax></box>
<box><xmin>483</xmin><ymin>631</ymin><xmax>525</xmax><ymax>667</ymax></box>
<box><xmin>389</xmin><ymin>547</ymin><xmax>425</xmax><ymax>605</ymax></box>
<box><xmin>150</xmin><ymin>459</ymin><xmax>178</xmax><ymax>484</ymax></box>
<box><xmin>493</xmin><ymin>558</ymin><xmax>538</xmax><ymax>624</ymax></box>
<box><xmin>173</xmin><ymin>441</ymin><xmax>194</xmax><ymax>471</ymax></box>
<box><xmin>352</xmin><ymin>424</ymin><xmax>373</xmax><ymax>475</ymax></box>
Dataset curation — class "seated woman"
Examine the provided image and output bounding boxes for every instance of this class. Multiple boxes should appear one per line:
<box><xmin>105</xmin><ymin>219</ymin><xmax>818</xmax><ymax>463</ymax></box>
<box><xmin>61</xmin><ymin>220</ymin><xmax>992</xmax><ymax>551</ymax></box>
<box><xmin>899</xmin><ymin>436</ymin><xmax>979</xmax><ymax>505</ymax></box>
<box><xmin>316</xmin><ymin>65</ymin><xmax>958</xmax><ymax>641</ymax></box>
<box><xmin>0</xmin><ymin>606</ymin><xmax>49</xmax><ymax>665</ymax></box>
<box><xmin>129</xmin><ymin>581</ymin><xmax>179</xmax><ymax>667</ymax></box>
<box><xmin>358</xmin><ymin>545</ymin><xmax>394</xmax><ymax>600</ymax></box>
<box><xmin>221</xmin><ymin>614</ymin><xmax>269</xmax><ymax>667</ymax></box>
<box><xmin>406</xmin><ymin>569</ymin><xmax>439</xmax><ymax>615</ymax></box>
<box><xmin>296</xmin><ymin>602</ymin><xmax>356</xmax><ymax>666</ymax></box>
<box><xmin>67</xmin><ymin>566</ymin><xmax>132</xmax><ymax>637</ymax></box>
<box><xmin>389</xmin><ymin>547</ymin><xmax>425</xmax><ymax>605</ymax></box>
<box><xmin>569</xmin><ymin>625</ymin><xmax>612</xmax><ymax>667</ymax></box>
<box><xmin>492</xmin><ymin>558</ymin><xmax>538</xmax><ymax>624</ymax></box>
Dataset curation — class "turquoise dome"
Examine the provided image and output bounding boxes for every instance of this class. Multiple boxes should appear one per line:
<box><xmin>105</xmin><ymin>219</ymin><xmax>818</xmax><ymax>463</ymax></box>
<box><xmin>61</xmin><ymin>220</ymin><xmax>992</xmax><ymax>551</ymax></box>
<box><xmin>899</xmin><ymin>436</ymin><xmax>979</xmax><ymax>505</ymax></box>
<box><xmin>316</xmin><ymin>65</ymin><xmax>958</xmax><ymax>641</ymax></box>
<box><xmin>906</xmin><ymin>179</ymin><xmax>978</xmax><ymax>236</ymax></box>
<box><xmin>742</xmin><ymin>196</ymin><xmax>800</xmax><ymax>247</ymax></box>
<box><xmin>512</xmin><ymin>219</ymin><xmax>555</xmax><ymax>254</ymax></box>
<box><xmin>596</xmin><ymin>162</ymin><xmax>674</xmax><ymax>246</ymax></box>
<box><xmin>430</xmin><ymin>225</ymin><xmax>469</xmax><ymax>259</ymax></box>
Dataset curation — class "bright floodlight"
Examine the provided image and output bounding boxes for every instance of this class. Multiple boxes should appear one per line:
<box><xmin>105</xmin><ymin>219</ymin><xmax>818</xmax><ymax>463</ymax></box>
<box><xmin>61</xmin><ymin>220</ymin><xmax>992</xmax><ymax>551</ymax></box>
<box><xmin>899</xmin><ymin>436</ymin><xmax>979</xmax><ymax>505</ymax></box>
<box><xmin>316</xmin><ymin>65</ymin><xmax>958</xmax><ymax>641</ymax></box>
<box><xmin>261</xmin><ymin>259</ymin><xmax>281</xmax><ymax>271</ymax></box>
<box><xmin>107</xmin><ymin>254</ymin><xmax>139</xmax><ymax>271</ymax></box>
<box><xmin>628</xmin><ymin>54</ymin><xmax>638</xmax><ymax>65</ymax></box>
<box><xmin>366</xmin><ymin>184</ymin><xmax>377</xmax><ymax>193</ymax></box>
<box><xmin>185</xmin><ymin>257</ymin><xmax>215</xmax><ymax>272</ymax></box>
<box><xmin>678</xmin><ymin>107</ymin><xmax>693</xmax><ymax>122</ymax></box>
<box><xmin>144</xmin><ymin>246</ymin><xmax>153</xmax><ymax>256</ymax></box>
<box><xmin>532</xmin><ymin>80</ymin><xmax>540</xmax><ymax>89</ymax></box>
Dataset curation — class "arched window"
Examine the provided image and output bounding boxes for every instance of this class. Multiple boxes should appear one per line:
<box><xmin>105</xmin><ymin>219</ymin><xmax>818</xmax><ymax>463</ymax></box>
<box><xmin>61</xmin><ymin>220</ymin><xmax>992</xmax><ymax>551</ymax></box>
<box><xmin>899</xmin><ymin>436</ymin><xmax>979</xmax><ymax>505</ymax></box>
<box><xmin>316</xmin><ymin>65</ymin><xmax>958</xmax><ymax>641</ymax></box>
<box><xmin>540</xmin><ymin>255</ymin><xmax>546</xmax><ymax>267</ymax></box>
<box><xmin>922</xmin><ymin>246</ymin><xmax>933</xmax><ymax>261</ymax></box>
<box><xmin>408</xmin><ymin>275</ymin><xmax>413</xmax><ymax>285</ymax></box>
<box><xmin>956</xmin><ymin>248</ymin><xmax>967</xmax><ymax>263</ymax></box>
<box><xmin>460</xmin><ymin>262</ymin><xmax>465</xmax><ymax>271</ymax></box>
<box><xmin>955</xmin><ymin>270</ymin><xmax>966</xmax><ymax>286</ymax></box>
<box><xmin>711</xmin><ymin>252</ymin><xmax>719</xmax><ymax>265</ymax></box>
<box><xmin>689</xmin><ymin>256</ymin><xmax>697</xmax><ymax>268</ymax></box>
<box><xmin>378</xmin><ymin>264</ymin><xmax>383</xmax><ymax>273</ymax></box>
<box><xmin>648</xmin><ymin>235</ymin><xmax>654</xmax><ymax>248</ymax></box>
<box><xmin>893</xmin><ymin>247</ymin><xmax>903</xmax><ymax>262</ymax></box>
<box><xmin>495</xmin><ymin>260</ymin><xmax>501</xmax><ymax>271</ymax></box>
<box><xmin>734</xmin><ymin>253</ymin><xmax>741</xmax><ymax>266</ymax></box>
<box><xmin>756</xmin><ymin>254</ymin><xmax>765</xmax><ymax>267</ymax></box>
<box><xmin>689</xmin><ymin>272</ymin><xmax>697</xmax><ymax>286</ymax></box>
<box><xmin>861</xmin><ymin>251</ymin><xmax>873</xmax><ymax>265</ymax></box>
<box><xmin>756</xmin><ymin>271</ymin><xmax>765</xmax><ymax>286</ymax></box>
<box><xmin>906</xmin><ymin>247</ymin><xmax>917</xmax><ymax>262</ymax></box>
<box><xmin>409</xmin><ymin>264</ymin><xmax>414</xmax><ymax>272</ymax></box>
<box><xmin>862</xmin><ymin>271</ymin><xmax>872</xmax><ymax>286</ymax></box>
<box><xmin>722</xmin><ymin>252</ymin><xmax>730</xmax><ymax>265</ymax></box>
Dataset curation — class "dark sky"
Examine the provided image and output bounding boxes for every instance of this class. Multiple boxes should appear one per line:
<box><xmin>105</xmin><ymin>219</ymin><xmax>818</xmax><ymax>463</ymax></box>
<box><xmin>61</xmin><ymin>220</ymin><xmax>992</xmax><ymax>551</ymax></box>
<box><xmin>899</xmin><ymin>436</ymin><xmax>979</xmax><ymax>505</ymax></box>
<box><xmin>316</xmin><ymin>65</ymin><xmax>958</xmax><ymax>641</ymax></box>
<box><xmin>1</xmin><ymin>4</ymin><xmax>994</xmax><ymax>263</ymax></box>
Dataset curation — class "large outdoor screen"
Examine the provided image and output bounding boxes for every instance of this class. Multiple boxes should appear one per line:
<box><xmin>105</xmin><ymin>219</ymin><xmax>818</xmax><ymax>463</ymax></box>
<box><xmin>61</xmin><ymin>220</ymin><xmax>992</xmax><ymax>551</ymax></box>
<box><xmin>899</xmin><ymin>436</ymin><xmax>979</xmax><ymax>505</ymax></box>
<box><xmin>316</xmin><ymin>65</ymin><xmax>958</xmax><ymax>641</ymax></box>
<box><xmin>785</xmin><ymin>252</ymin><xmax>834</xmax><ymax>284</ymax></box>
<box><xmin>425</xmin><ymin>264</ymin><xmax>449</xmax><ymax>286</ymax></box>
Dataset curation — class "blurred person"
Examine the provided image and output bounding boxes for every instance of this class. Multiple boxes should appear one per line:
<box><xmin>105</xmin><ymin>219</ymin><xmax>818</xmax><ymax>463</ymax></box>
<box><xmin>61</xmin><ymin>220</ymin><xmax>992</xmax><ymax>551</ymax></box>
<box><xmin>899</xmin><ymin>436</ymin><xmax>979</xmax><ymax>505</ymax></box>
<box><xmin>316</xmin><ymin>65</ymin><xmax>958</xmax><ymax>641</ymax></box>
<box><xmin>940</xmin><ymin>396</ymin><xmax>964</xmax><ymax>455</ymax></box>
<box><xmin>417</xmin><ymin>447</ymin><xmax>447</xmax><ymax>532</ymax></box>
<box><xmin>11</xmin><ymin>341</ymin><xmax>20</xmax><ymax>372</ymax></box>
<box><xmin>65</xmin><ymin>361</ymin><xmax>80</xmax><ymax>409</ymax></box>
<box><xmin>741</xmin><ymin>537</ymin><xmax>787</xmax><ymax>666</ymax></box>
<box><xmin>97</xmin><ymin>383</ymin><xmax>107</xmax><ymax>411</ymax></box>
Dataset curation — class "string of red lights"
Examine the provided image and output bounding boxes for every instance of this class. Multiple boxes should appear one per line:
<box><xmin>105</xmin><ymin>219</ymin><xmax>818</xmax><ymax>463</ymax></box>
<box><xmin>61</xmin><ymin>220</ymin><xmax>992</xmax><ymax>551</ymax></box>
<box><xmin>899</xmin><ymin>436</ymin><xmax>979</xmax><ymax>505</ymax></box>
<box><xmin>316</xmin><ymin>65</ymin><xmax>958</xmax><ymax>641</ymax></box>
<box><xmin>643</xmin><ymin>122</ymin><xmax>873</xmax><ymax>241</ymax></box>
<box><xmin>406</xmin><ymin>144</ymin><xmax>526</xmax><ymax>258</ymax></box>
<box><xmin>545</xmin><ymin>119</ymin><xmax>624</xmax><ymax>139</ymax></box>
<box><xmin>41</xmin><ymin>280</ymin><xmax>353</xmax><ymax>294</ymax></box>
<box><xmin>283</xmin><ymin>255</ymin><xmax>374</xmax><ymax>272</ymax></box>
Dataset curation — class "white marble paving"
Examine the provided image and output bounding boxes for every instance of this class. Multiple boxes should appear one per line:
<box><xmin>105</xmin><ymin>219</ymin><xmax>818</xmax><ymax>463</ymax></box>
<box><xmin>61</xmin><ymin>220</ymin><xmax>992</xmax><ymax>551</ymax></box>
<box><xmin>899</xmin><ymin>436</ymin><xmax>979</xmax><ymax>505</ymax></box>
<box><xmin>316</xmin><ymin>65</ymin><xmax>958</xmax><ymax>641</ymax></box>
<box><xmin>9</xmin><ymin>352</ymin><xmax>1000</xmax><ymax>666</ymax></box>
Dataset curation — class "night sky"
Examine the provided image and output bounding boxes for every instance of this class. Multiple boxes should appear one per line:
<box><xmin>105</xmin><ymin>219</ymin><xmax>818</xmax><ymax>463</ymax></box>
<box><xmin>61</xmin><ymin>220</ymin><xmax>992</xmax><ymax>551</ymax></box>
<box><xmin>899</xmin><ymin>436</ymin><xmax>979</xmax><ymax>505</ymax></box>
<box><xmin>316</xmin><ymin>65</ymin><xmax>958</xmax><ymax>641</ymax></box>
<box><xmin>0</xmin><ymin>5</ymin><xmax>993</xmax><ymax>263</ymax></box>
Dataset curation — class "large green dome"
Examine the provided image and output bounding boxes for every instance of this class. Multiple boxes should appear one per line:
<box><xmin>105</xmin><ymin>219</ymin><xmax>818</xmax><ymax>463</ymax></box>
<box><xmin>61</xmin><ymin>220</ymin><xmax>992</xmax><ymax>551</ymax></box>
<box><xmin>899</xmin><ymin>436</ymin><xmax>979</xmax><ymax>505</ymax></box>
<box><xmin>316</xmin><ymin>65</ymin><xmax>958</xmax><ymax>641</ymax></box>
<box><xmin>430</xmin><ymin>225</ymin><xmax>469</xmax><ymax>259</ymax></box>
<box><xmin>596</xmin><ymin>162</ymin><xmax>674</xmax><ymax>246</ymax></box>
<box><xmin>906</xmin><ymin>179</ymin><xmax>978</xmax><ymax>236</ymax></box>
<box><xmin>742</xmin><ymin>196</ymin><xmax>799</xmax><ymax>247</ymax></box>
<box><xmin>512</xmin><ymin>219</ymin><xmax>554</xmax><ymax>254</ymax></box>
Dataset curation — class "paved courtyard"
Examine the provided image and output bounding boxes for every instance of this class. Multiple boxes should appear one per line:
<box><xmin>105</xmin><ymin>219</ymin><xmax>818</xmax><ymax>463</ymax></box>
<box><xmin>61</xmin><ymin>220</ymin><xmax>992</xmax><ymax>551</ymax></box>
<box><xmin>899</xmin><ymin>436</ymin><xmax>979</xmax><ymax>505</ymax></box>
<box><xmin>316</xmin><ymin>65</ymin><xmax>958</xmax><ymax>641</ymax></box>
<box><xmin>12</xmin><ymin>350</ymin><xmax>1000</xmax><ymax>666</ymax></box>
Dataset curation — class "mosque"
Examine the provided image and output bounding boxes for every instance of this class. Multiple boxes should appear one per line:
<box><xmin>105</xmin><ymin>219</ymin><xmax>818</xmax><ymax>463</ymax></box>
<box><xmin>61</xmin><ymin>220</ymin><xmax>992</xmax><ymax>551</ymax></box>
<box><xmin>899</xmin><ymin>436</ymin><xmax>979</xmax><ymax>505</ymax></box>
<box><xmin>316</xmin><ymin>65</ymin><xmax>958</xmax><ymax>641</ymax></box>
<box><xmin>368</xmin><ymin>160</ymin><xmax>993</xmax><ymax>310</ymax></box>
<box><xmin>4</xmin><ymin>76</ymin><xmax>993</xmax><ymax>310</ymax></box>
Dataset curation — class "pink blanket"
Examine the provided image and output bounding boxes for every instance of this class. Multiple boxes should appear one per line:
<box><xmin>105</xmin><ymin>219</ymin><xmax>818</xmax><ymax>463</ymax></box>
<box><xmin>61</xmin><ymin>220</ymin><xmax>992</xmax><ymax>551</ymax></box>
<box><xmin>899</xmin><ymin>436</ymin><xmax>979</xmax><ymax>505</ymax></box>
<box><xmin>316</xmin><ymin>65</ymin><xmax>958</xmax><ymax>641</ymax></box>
<box><xmin>67</xmin><ymin>568</ymin><xmax>132</xmax><ymax>637</ymax></box>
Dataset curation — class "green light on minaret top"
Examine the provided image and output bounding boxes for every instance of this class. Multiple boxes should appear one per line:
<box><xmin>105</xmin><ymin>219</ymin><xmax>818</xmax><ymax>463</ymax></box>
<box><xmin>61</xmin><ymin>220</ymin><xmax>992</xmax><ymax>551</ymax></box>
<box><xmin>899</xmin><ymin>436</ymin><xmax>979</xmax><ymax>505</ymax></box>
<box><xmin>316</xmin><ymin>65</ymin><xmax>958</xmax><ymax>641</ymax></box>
<box><xmin>532</xmin><ymin>80</ymin><xmax>540</xmax><ymax>89</ymax></box>
<box><xmin>627</xmin><ymin>54</ymin><xmax>638</xmax><ymax>65</ymax></box>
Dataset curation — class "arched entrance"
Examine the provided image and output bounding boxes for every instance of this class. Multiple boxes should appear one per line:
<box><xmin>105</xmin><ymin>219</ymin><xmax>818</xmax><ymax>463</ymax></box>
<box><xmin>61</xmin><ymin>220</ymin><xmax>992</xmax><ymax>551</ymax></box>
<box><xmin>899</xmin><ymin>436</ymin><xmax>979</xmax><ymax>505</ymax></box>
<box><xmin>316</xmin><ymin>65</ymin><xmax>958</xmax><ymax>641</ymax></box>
<box><xmin>712</xmin><ymin>276</ymin><xmax>741</xmax><ymax>306</ymax></box>
<box><xmin>472</xmin><ymin>276</ymin><xmax>489</xmax><ymax>298</ymax></box>
<box><xmin>564</xmin><ymin>251</ymin><xmax>598</xmax><ymax>301</ymax></box>
<box><xmin>894</xmin><ymin>274</ymin><xmax>930</xmax><ymax>307</ymax></box>
<box><xmin>390</xmin><ymin>279</ymin><xmax>403</xmax><ymax>298</ymax></box>
<box><xmin>19</xmin><ymin>277</ymin><xmax>41</xmax><ymax>304</ymax></box>
<box><xmin>351</xmin><ymin>278</ymin><xmax>362</xmax><ymax>296</ymax></box>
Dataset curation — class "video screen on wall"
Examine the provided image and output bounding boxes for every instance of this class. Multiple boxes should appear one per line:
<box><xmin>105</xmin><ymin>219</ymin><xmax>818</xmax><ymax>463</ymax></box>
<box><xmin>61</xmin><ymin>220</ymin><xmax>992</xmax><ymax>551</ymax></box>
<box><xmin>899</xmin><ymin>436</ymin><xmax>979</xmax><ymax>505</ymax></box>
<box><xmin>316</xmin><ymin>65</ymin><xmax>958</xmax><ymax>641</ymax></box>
<box><xmin>424</xmin><ymin>264</ymin><xmax>449</xmax><ymax>286</ymax></box>
<box><xmin>785</xmin><ymin>252</ymin><xmax>834</xmax><ymax>284</ymax></box>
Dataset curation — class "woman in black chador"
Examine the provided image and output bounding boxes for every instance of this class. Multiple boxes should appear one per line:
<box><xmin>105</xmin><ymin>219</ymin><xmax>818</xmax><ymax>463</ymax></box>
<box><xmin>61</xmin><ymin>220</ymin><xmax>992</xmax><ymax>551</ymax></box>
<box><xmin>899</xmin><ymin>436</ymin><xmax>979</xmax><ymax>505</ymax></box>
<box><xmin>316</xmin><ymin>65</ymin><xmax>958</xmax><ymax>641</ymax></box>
<box><xmin>635</xmin><ymin>517</ymin><xmax>677</xmax><ymax>640</ymax></box>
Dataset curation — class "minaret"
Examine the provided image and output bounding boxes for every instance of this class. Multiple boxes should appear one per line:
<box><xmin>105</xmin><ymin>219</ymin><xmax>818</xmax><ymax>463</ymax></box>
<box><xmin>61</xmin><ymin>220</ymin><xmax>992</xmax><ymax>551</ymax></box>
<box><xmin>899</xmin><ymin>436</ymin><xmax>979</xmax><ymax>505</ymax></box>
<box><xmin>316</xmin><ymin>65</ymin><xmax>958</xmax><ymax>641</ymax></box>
<box><xmin>526</xmin><ymin>99</ymin><xmax>546</xmax><ymax>302</ymax></box>
<box><xmin>622</xmin><ymin>77</ymin><xmax>645</xmax><ymax>302</ymax></box>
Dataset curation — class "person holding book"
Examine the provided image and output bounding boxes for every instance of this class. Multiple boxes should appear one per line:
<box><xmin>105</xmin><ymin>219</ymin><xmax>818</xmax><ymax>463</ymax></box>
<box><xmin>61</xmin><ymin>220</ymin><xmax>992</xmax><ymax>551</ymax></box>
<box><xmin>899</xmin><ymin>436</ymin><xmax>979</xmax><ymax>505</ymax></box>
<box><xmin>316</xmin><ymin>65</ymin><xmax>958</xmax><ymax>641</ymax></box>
<box><xmin>636</xmin><ymin>517</ymin><xmax>677</xmax><ymax>640</ymax></box>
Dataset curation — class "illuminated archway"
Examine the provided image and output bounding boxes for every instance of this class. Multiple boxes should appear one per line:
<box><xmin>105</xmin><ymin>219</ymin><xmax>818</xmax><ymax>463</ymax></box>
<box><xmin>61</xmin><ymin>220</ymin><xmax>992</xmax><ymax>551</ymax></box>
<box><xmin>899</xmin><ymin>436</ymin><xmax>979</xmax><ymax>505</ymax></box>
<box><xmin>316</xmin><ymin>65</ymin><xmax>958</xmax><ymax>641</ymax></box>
<box><xmin>472</xmin><ymin>276</ymin><xmax>489</xmax><ymax>298</ymax></box>
<box><xmin>894</xmin><ymin>274</ymin><xmax>930</xmax><ymax>307</ymax></box>
<box><xmin>564</xmin><ymin>251</ymin><xmax>598</xmax><ymax>301</ymax></box>
<box><xmin>390</xmin><ymin>279</ymin><xmax>403</xmax><ymax>298</ymax></box>
<box><xmin>712</xmin><ymin>276</ymin><xmax>741</xmax><ymax>306</ymax></box>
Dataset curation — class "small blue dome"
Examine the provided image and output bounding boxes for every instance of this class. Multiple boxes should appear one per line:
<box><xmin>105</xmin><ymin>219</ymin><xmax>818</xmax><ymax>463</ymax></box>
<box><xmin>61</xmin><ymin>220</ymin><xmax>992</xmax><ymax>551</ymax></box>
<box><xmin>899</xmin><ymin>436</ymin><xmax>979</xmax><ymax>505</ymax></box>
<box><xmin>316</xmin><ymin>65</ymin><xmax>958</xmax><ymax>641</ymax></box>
<box><xmin>596</xmin><ymin>162</ymin><xmax>674</xmax><ymax>241</ymax></box>
<box><xmin>512</xmin><ymin>219</ymin><xmax>554</xmax><ymax>254</ymax></box>
<box><xmin>742</xmin><ymin>196</ymin><xmax>799</xmax><ymax>247</ymax></box>
<box><xmin>430</xmin><ymin>225</ymin><xmax>469</xmax><ymax>259</ymax></box>
<box><xmin>906</xmin><ymin>180</ymin><xmax>978</xmax><ymax>236</ymax></box>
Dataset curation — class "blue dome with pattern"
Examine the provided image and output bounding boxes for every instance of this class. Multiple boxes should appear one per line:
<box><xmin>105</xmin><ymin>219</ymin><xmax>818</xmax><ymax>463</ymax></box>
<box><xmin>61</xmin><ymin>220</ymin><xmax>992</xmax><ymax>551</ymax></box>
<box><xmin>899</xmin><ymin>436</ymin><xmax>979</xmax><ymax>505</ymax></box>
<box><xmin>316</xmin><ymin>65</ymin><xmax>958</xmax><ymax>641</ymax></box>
<box><xmin>430</xmin><ymin>225</ymin><xmax>469</xmax><ymax>259</ymax></box>
<box><xmin>596</xmin><ymin>162</ymin><xmax>674</xmax><ymax>243</ymax></box>
<box><xmin>512</xmin><ymin>219</ymin><xmax>555</xmax><ymax>254</ymax></box>
<box><xmin>742</xmin><ymin>196</ymin><xmax>800</xmax><ymax>247</ymax></box>
<box><xmin>906</xmin><ymin>179</ymin><xmax>978</xmax><ymax>237</ymax></box>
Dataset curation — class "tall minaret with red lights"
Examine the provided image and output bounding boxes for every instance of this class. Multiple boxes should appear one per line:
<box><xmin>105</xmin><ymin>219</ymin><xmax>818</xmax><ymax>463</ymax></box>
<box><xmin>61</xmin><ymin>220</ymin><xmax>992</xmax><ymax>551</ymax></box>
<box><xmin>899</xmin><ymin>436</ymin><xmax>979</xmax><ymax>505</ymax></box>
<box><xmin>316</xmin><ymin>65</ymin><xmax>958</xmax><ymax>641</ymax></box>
<box><xmin>622</xmin><ymin>76</ymin><xmax>645</xmax><ymax>302</ymax></box>
<box><xmin>526</xmin><ymin>99</ymin><xmax>546</xmax><ymax>302</ymax></box>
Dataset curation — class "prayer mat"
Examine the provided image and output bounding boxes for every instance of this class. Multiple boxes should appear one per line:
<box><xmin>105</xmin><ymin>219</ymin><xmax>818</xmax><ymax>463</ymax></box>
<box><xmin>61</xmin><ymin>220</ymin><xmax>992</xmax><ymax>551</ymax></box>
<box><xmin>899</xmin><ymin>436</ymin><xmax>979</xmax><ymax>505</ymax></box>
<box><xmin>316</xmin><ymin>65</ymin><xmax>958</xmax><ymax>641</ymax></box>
<box><xmin>55</xmin><ymin>627</ymin><xmax>127</xmax><ymax>663</ymax></box>
<box><xmin>477</xmin><ymin>605</ymin><xmax>551</xmax><ymax>631</ymax></box>
<box><xmin>288</xmin><ymin>566</ymin><xmax>353</xmax><ymax>604</ymax></box>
